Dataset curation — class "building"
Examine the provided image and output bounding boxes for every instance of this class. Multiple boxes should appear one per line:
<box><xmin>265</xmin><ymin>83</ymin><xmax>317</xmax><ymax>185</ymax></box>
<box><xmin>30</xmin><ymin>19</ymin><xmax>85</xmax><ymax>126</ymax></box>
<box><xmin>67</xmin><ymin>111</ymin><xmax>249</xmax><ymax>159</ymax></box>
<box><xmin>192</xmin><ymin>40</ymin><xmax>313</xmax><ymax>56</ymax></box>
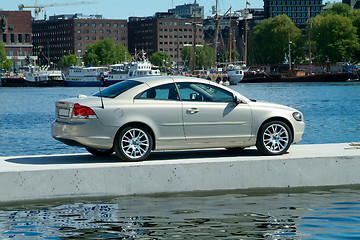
<box><xmin>0</xmin><ymin>11</ymin><xmax>36</xmax><ymax>70</ymax></box>
<box><xmin>264</xmin><ymin>0</ymin><xmax>323</xmax><ymax>28</ymax></box>
<box><xmin>168</xmin><ymin>3</ymin><xmax>204</xmax><ymax>19</ymax></box>
<box><xmin>128</xmin><ymin>12</ymin><xmax>204</xmax><ymax>65</ymax></box>
<box><xmin>32</xmin><ymin>14</ymin><xmax>127</xmax><ymax>65</ymax></box>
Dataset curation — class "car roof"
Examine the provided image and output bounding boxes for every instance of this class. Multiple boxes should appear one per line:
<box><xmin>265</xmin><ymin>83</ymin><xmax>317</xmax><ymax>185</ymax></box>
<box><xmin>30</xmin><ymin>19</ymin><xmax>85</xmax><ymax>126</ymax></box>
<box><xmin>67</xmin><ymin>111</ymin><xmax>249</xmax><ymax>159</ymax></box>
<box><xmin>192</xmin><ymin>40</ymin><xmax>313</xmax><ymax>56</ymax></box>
<box><xmin>130</xmin><ymin>75</ymin><xmax>213</xmax><ymax>87</ymax></box>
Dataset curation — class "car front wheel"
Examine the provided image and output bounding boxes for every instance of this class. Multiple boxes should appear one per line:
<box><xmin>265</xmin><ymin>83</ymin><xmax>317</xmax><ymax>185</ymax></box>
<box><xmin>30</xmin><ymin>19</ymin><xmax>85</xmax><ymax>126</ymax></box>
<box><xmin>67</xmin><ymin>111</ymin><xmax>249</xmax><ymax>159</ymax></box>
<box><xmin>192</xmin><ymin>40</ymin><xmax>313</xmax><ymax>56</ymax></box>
<box><xmin>256</xmin><ymin>121</ymin><xmax>292</xmax><ymax>155</ymax></box>
<box><xmin>114</xmin><ymin>126</ymin><xmax>153</xmax><ymax>161</ymax></box>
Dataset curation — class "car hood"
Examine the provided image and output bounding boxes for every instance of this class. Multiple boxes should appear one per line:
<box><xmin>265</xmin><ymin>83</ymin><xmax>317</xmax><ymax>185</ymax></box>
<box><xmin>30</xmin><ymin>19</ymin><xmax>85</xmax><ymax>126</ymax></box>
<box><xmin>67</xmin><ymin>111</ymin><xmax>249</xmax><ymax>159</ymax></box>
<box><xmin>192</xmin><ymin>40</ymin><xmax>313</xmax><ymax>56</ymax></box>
<box><xmin>248</xmin><ymin>100</ymin><xmax>299</xmax><ymax>112</ymax></box>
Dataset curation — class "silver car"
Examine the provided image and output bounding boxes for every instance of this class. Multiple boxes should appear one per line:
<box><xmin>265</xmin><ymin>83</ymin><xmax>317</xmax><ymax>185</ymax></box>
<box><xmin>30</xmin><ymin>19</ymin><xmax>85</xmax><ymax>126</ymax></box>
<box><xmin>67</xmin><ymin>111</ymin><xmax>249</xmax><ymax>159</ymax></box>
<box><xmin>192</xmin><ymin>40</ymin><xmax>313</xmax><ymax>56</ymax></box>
<box><xmin>52</xmin><ymin>76</ymin><xmax>305</xmax><ymax>161</ymax></box>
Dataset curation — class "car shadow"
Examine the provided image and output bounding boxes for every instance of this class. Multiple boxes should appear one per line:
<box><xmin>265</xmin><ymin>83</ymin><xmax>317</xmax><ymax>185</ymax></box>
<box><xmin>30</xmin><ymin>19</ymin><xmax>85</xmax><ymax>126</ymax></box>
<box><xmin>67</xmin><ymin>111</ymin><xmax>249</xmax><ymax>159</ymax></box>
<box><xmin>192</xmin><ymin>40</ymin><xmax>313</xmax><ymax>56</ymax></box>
<box><xmin>4</xmin><ymin>148</ymin><xmax>262</xmax><ymax>165</ymax></box>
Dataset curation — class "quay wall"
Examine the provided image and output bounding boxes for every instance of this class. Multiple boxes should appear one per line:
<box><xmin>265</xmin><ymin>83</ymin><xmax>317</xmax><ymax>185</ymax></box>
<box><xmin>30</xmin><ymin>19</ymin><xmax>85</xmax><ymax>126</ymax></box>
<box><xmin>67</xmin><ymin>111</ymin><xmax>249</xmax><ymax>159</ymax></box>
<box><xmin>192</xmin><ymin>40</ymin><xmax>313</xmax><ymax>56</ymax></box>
<box><xmin>0</xmin><ymin>143</ymin><xmax>359</xmax><ymax>203</ymax></box>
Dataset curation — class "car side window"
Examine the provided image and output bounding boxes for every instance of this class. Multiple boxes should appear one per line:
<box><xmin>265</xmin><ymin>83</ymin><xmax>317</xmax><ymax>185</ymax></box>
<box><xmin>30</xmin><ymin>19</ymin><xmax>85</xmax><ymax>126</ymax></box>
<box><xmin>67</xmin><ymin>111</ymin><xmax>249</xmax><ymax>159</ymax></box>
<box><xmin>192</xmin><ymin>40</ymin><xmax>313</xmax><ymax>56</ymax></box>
<box><xmin>176</xmin><ymin>82</ymin><xmax>234</xmax><ymax>102</ymax></box>
<box><xmin>137</xmin><ymin>83</ymin><xmax>179</xmax><ymax>101</ymax></box>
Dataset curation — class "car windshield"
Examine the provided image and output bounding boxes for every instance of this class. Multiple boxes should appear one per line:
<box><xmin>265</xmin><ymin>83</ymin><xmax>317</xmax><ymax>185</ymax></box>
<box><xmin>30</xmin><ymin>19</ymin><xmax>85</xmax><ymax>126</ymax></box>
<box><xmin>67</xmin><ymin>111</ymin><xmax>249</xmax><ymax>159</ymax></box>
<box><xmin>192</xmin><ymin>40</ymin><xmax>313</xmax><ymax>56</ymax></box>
<box><xmin>93</xmin><ymin>80</ymin><xmax>143</xmax><ymax>98</ymax></box>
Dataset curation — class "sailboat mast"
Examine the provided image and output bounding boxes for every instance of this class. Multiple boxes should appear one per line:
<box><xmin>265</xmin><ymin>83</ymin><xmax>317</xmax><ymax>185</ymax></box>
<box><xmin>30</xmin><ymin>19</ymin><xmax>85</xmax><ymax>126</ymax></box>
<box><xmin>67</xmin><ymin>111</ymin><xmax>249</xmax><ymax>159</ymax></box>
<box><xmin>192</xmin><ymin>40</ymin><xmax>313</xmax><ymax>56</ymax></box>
<box><xmin>193</xmin><ymin>0</ymin><xmax>197</xmax><ymax>73</ymax></box>
<box><xmin>244</xmin><ymin>1</ymin><xmax>248</xmax><ymax>66</ymax></box>
<box><xmin>308</xmin><ymin>8</ymin><xmax>312</xmax><ymax>74</ymax></box>
<box><xmin>229</xmin><ymin>7</ymin><xmax>232</xmax><ymax>63</ymax></box>
<box><xmin>214</xmin><ymin>0</ymin><xmax>219</xmax><ymax>67</ymax></box>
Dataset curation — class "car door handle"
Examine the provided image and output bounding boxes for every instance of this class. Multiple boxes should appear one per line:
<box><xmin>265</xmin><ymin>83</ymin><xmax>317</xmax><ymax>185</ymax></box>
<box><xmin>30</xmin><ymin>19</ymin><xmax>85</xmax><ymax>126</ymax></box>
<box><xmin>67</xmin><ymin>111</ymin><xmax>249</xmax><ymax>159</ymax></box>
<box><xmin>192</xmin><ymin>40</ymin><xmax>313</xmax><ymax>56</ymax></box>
<box><xmin>186</xmin><ymin>108</ymin><xmax>199</xmax><ymax>114</ymax></box>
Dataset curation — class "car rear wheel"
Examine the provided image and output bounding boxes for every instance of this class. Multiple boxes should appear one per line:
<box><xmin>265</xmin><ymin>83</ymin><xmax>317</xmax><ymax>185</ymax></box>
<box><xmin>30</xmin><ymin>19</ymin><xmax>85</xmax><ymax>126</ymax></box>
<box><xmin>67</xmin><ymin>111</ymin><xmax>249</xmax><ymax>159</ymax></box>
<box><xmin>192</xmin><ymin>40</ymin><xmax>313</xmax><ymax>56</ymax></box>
<box><xmin>86</xmin><ymin>148</ymin><xmax>114</xmax><ymax>156</ymax></box>
<box><xmin>256</xmin><ymin>121</ymin><xmax>292</xmax><ymax>155</ymax></box>
<box><xmin>114</xmin><ymin>126</ymin><xmax>153</xmax><ymax>161</ymax></box>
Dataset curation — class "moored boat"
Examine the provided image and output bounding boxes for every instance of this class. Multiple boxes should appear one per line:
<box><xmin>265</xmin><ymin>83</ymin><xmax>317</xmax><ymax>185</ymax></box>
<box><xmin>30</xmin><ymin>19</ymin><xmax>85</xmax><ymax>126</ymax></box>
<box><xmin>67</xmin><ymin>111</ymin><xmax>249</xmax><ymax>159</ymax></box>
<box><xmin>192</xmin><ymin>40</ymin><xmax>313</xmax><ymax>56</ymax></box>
<box><xmin>63</xmin><ymin>66</ymin><xmax>109</xmax><ymax>87</ymax></box>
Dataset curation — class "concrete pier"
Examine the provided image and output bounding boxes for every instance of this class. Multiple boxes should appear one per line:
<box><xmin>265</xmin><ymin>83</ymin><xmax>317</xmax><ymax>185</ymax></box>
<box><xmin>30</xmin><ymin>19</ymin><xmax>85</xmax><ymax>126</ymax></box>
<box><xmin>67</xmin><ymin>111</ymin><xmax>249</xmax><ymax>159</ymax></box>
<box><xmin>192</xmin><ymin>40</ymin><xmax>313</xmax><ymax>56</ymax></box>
<box><xmin>0</xmin><ymin>143</ymin><xmax>360</xmax><ymax>204</ymax></box>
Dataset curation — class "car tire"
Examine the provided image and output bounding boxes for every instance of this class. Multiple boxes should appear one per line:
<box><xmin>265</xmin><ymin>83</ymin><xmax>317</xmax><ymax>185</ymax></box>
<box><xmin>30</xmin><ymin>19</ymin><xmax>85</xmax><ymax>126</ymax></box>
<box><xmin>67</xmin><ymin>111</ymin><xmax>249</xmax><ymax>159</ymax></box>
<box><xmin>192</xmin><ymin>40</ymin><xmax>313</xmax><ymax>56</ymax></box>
<box><xmin>86</xmin><ymin>148</ymin><xmax>114</xmax><ymax>156</ymax></box>
<box><xmin>114</xmin><ymin>126</ymin><xmax>153</xmax><ymax>161</ymax></box>
<box><xmin>256</xmin><ymin>121</ymin><xmax>292</xmax><ymax>155</ymax></box>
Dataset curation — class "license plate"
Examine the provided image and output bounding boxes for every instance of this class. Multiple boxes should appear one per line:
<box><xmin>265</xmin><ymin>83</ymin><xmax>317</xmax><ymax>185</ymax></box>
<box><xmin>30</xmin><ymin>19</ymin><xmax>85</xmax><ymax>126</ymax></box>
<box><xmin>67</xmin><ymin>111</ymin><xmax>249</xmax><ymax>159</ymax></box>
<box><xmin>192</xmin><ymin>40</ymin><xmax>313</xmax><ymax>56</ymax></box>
<box><xmin>58</xmin><ymin>108</ymin><xmax>70</xmax><ymax>117</ymax></box>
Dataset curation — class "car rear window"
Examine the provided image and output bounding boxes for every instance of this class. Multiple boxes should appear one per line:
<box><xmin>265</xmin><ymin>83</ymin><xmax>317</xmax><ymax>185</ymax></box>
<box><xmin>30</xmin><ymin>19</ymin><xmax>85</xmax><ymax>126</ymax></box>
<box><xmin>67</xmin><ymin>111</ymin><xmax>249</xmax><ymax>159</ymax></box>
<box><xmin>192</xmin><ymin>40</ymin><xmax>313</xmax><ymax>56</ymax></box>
<box><xmin>93</xmin><ymin>80</ymin><xmax>143</xmax><ymax>98</ymax></box>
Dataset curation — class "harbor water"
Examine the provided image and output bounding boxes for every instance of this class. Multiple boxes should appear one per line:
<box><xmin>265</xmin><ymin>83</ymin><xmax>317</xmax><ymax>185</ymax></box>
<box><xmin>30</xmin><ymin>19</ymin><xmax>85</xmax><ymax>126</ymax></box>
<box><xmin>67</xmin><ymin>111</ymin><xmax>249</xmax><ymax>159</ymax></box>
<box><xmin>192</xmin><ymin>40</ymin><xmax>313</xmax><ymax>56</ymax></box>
<box><xmin>0</xmin><ymin>81</ymin><xmax>360</xmax><ymax>239</ymax></box>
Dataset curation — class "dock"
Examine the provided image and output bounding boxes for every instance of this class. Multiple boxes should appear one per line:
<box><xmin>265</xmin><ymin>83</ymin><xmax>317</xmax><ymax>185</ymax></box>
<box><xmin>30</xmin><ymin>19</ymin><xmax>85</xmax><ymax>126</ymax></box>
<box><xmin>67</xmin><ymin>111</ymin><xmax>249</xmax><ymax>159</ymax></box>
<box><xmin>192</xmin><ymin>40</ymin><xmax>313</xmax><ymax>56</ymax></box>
<box><xmin>1</xmin><ymin>143</ymin><xmax>359</xmax><ymax>204</ymax></box>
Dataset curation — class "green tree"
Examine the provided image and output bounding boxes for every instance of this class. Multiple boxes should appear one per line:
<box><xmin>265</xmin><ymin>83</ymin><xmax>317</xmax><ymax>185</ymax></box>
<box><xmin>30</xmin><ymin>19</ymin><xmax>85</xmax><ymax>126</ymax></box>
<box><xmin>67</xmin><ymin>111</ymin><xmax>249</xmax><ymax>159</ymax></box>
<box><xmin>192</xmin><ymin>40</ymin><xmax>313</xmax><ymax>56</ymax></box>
<box><xmin>323</xmin><ymin>2</ymin><xmax>352</xmax><ymax>17</ymax></box>
<box><xmin>58</xmin><ymin>54</ymin><xmax>78</xmax><ymax>68</ymax></box>
<box><xmin>83</xmin><ymin>39</ymin><xmax>130</xmax><ymax>66</ymax></box>
<box><xmin>181</xmin><ymin>44</ymin><xmax>214</xmax><ymax>70</ymax></box>
<box><xmin>150</xmin><ymin>51</ymin><xmax>170</xmax><ymax>68</ymax></box>
<box><xmin>312</xmin><ymin>14</ymin><xmax>359</xmax><ymax>62</ymax></box>
<box><xmin>0</xmin><ymin>42</ymin><xmax>12</xmax><ymax>71</ymax></box>
<box><xmin>248</xmin><ymin>15</ymin><xmax>304</xmax><ymax>65</ymax></box>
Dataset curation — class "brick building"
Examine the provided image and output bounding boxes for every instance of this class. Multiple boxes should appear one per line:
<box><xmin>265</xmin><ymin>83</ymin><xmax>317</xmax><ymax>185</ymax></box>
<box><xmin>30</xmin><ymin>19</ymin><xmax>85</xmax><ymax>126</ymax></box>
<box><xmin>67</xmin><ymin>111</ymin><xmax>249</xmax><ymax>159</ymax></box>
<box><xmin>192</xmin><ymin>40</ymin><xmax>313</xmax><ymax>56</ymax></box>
<box><xmin>32</xmin><ymin>14</ymin><xmax>127</xmax><ymax>65</ymax></box>
<box><xmin>128</xmin><ymin>12</ymin><xmax>204</xmax><ymax>65</ymax></box>
<box><xmin>0</xmin><ymin>11</ymin><xmax>36</xmax><ymax>69</ymax></box>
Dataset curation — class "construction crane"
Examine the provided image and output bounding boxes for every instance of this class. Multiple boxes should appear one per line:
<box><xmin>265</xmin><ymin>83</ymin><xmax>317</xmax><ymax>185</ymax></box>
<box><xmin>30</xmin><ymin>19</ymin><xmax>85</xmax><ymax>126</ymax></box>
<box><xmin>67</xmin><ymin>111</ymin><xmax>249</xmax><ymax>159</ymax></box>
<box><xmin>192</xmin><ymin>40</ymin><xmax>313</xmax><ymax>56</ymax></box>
<box><xmin>18</xmin><ymin>0</ymin><xmax>98</xmax><ymax>20</ymax></box>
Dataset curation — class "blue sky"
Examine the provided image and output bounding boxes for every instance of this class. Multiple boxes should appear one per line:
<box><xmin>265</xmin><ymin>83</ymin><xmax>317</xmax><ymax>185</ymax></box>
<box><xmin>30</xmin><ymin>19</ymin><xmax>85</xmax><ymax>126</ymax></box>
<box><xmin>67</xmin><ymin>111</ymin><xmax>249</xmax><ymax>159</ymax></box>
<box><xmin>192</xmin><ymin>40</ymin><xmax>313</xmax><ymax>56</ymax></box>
<box><xmin>1</xmin><ymin>0</ymin><xmax>265</xmax><ymax>20</ymax></box>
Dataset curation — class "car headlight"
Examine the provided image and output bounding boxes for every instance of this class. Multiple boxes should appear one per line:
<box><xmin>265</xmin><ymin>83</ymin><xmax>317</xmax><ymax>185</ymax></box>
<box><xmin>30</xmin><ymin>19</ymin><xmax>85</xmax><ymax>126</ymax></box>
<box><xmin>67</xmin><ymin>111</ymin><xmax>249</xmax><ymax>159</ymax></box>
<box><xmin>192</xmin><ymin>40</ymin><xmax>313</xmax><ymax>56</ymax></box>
<box><xmin>292</xmin><ymin>112</ymin><xmax>303</xmax><ymax>121</ymax></box>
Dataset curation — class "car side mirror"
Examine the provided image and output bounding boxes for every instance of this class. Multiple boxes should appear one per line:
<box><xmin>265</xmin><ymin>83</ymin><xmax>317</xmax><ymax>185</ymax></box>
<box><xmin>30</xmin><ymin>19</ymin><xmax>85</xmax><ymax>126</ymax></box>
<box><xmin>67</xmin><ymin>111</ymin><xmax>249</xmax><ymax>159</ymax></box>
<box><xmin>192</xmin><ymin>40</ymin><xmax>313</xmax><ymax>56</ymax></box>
<box><xmin>233</xmin><ymin>95</ymin><xmax>243</xmax><ymax>104</ymax></box>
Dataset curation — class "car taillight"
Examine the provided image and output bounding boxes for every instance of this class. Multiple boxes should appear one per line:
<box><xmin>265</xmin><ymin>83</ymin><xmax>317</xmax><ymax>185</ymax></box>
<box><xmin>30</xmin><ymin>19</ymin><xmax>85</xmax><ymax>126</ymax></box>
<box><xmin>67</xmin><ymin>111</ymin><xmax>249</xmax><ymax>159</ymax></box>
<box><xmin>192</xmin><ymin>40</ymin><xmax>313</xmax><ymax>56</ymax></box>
<box><xmin>72</xmin><ymin>103</ymin><xmax>97</xmax><ymax>119</ymax></box>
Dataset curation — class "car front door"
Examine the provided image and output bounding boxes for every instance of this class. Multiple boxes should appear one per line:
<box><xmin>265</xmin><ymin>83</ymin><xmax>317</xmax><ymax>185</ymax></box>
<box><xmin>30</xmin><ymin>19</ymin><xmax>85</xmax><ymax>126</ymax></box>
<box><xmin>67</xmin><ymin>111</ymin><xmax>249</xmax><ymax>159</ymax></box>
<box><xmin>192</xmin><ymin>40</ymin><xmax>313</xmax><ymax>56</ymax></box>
<box><xmin>176</xmin><ymin>82</ymin><xmax>252</xmax><ymax>144</ymax></box>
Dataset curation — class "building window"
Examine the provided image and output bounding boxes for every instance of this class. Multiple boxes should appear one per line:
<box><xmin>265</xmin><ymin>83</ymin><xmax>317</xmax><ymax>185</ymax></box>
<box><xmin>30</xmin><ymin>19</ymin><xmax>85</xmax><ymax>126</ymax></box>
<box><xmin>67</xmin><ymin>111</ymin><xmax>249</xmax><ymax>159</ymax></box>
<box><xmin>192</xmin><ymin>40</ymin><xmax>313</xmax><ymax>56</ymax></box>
<box><xmin>92</xmin><ymin>30</ymin><xmax>96</xmax><ymax>33</ymax></box>
<box><xmin>9</xmin><ymin>50</ymin><xmax>14</xmax><ymax>56</ymax></box>
<box><xmin>77</xmin><ymin>23</ymin><xmax>81</xmax><ymax>27</ymax></box>
<box><xmin>100</xmin><ymin>30</ymin><xmax>103</xmax><ymax>34</ymax></box>
<box><xmin>92</xmin><ymin>36</ymin><xmax>96</xmax><ymax>40</ymax></box>
<box><xmin>121</xmin><ymin>37</ymin><xmax>125</xmax><ymax>40</ymax></box>
<box><xmin>106</xmin><ymin>23</ymin><xmax>110</xmax><ymax>27</ymax></box>
<box><xmin>2</xmin><ymin>34</ymin><xmax>6</xmax><ymax>43</ymax></box>
<box><xmin>114</xmin><ymin>36</ymin><xmax>118</xmax><ymax>40</ymax></box>
<box><xmin>77</xmin><ymin>43</ymin><xmax>82</xmax><ymax>46</ymax></box>
<box><xmin>121</xmin><ymin>30</ymin><xmax>125</xmax><ymax>34</ymax></box>
<box><xmin>84</xmin><ymin>23</ymin><xmax>89</xmax><ymax>27</ymax></box>
<box><xmin>107</xmin><ymin>29</ymin><xmax>111</xmax><ymax>34</ymax></box>
<box><xmin>114</xmin><ymin>30</ymin><xmax>118</xmax><ymax>33</ymax></box>
<box><xmin>92</xmin><ymin>23</ymin><xmax>96</xmax><ymax>27</ymax></box>
<box><xmin>17</xmin><ymin>34</ymin><xmax>22</xmax><ymax>43</ymax></box>
<box><xmin>114</xmin><ymin>23</ymin><xmax>118</xmax><ymax>27</ymax></box>
<box><xmin>121</xmin><ymin>24</ymin><xmax>125</xmax><ymax>27</ymax></box>
<box><xmin>77</xmin><ymin>30</ymin><xmax>81</xmax><ymax>33</ymax></box>
<box><xmin>85</xmin><ymin>36</ymin><xmax>89</xmax><ymax>40</ymax></box>
<box><xmin>17</xmin><ymin>50</ymin><xmax>22</xmax><ymax>56</ymax></box>
<box><xmin>10</xmin><ymin>34</ymin><xmax>15</xmax><ymax>43</ymax></box>
<box><xmin>25</xmin><ymin>50</ymin><xmax>30</xmax><ymax>56</ymax></box>
<box><xmin>100</xmin><ymin>36</ymin><xmax>104</xmax><ymax>40</ymax></box>
<box><xmin>77</xmin><ymin>36</ymin><xmax>82</xmax><ymax>40</ymax></box>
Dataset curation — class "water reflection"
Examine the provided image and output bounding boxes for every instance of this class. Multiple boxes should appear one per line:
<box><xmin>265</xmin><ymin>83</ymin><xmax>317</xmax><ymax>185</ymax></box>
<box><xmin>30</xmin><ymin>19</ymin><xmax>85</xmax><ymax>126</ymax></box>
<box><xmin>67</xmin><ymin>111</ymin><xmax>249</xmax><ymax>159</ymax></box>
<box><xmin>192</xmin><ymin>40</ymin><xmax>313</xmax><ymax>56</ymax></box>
<box><xmin>1</xmin><ymin>189</ymin><xmax>360</xmax><ymax>239</ymax></box>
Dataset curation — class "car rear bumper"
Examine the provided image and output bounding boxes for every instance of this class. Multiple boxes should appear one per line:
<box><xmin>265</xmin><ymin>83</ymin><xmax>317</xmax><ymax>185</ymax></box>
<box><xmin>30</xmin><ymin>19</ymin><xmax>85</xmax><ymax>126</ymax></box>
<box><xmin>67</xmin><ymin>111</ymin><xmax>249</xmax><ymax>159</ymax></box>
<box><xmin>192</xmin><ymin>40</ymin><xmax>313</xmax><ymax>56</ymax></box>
<box><xmin>51</xmin><ymin>119</ymin><xmax>116</xmax><ymax>149</ymax></box>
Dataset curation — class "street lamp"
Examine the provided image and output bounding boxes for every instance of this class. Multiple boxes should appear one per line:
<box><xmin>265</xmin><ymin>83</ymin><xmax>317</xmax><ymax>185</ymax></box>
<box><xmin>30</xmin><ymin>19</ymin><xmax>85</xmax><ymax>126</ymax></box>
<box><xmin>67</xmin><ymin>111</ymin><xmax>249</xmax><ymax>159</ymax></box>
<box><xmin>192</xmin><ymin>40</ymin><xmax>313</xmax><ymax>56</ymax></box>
<box><xmin>288</xmin><ymin>41</ymin><xmax>292</xmax><ymax>70</ymax></box>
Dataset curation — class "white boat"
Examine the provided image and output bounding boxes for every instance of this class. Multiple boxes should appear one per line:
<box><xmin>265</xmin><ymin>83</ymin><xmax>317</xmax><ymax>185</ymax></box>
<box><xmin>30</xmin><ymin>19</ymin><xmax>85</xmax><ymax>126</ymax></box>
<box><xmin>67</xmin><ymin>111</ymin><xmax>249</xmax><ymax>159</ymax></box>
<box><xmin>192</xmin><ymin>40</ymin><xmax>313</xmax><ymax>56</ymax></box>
<box><xmin>23</xmin><ymin>66</ymin><xmax>63</xmax><ymax>87</ymax></box>
<box><xmin>64</xmin><ymin>66</ymin><xmax>109</xmax><ymax>87</ymax></box>
<box><xmin>226</xmin><ymin>64</ymin><xmax>244</xmax><ymax>85</ymax></box>
<box><xmin>107</xmin><ymin>60</ymin><xmax>161</xmax><ymax>83</ymax></box>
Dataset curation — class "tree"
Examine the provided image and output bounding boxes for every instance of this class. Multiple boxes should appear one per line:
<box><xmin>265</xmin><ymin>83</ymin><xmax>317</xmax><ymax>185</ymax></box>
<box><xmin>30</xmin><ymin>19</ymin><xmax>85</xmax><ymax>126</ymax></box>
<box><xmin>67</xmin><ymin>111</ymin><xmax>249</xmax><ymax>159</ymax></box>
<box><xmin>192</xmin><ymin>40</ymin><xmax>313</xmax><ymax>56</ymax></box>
<box><xmin>181</xmin><ymin>44</ymin><xmax>214</xmax><ymax>70</ymax></box>
<box><xmin>0</xmin><ymin>42</ymin><xmax>12</xmax><ymax>71</ymax></box>
<box><xmin>323</xmin><ymin>2</ymin><xmax>352</xmax><ymax>17</ymax></box>
<box><xmin>150</xmin><ymin>51</ymin><xmax>170</xmax><ymax>68</ymax></box>
<box><xmin>83</xmin><ymin>39</ymin><xmax>130</xmax><ymax>66</ymax></box>
<box><xmin>248</xmin><ymin>15</ymin><xmax>304</xmax><ymax>65</ymax></box>
<box><xmin>312</xmin><ymin>14</ymin><xmax>359</xmax><ymax>62</ymax></box>
<box><xmin>58</xmin><ymin>54</ymin><xmax>78</xmax><ymax>68</ymax></box>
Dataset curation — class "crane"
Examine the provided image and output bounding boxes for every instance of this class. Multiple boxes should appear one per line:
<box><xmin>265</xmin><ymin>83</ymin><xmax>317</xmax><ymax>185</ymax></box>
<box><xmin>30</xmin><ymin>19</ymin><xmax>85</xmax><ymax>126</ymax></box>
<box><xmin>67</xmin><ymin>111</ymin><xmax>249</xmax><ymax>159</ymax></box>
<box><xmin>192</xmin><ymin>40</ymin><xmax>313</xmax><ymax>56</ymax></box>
<box><xmin>18</xmin><ymin>0</ymin><xmax>98</xmax><ymax>20</ymax></box>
